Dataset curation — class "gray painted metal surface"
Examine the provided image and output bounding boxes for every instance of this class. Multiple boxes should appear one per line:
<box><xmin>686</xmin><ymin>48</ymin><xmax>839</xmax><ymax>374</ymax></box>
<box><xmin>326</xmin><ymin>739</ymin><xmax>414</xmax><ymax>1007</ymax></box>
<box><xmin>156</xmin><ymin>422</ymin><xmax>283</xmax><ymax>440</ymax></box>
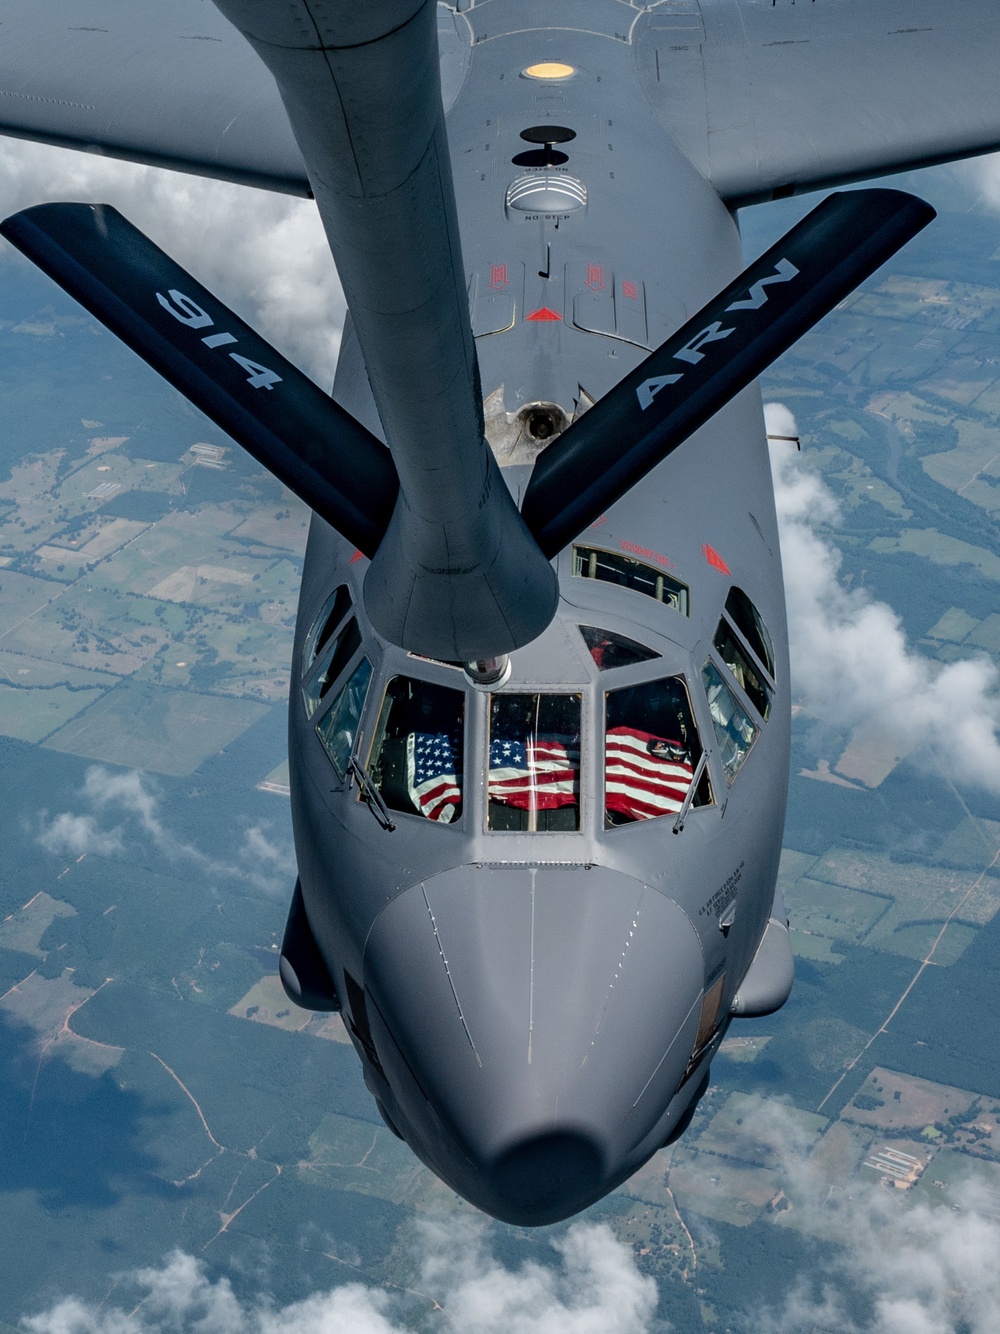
<box><xmin>639</xmin><ymin>0</ymin><xmax>1000</xmax><ymax>204</ymax></box>
<box><xmin>0</xmin><ymin>0</ymin><xmax>991</xmax><ymax>1224</ymax></box>
<box><xmin>211</xmin><ymin>0</ymin><xmax>559</xmax><ymax>661</ymax></box>
<box><xmin>0</xmin><ymin>1</ymin><xmax>307</xmax><ymax>192</ymax></box>
<box><xmin>0</xmin><ymin>2</ymin><xmax>998</xmax><ymax>202</ymax></box>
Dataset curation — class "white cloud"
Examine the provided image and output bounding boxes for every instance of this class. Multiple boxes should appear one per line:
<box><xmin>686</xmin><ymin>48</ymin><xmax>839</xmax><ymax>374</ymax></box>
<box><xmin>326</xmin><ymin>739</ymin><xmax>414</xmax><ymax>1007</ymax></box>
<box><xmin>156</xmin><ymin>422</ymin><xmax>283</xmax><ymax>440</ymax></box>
<box><xmin>36</xmin><ymin>810</ymin><xmax>123</xmax><ymax>858</ymax></box>
<box><xmin>766</xmin><ymin>402</ymin><xmax>1000</xmax><ymax>794</ymax></box>
<box><xmin>236</xmin><ymin>824</ymin><xmax>298</xmax><ymax>897</ymax></box>
<box><xmin>38</xmin><ymin>766</ymin><xmax>295</xmax><ymax>895</ymax></box>
<box><xmin>82</xmin><ymin>767</ymin><xmax>165</xmax><ymax>842</ymax></box>
<box><xmin>420</xmin><ymin>1220</ymin><xmax>658</xmax><ymax>1334</ymax></box>
<box><xmin>21</xmin><ymin>1225</ymin><xmax>658</xmax><ymax>1334</ymax></box>
<box><xmin>0</xmin><ymin>139</ymin><xmax>344</xmax><ymax>385</ymax></box>
<box><xmin>39</xmin><ymin>766</ymin><xmax>195</xmax><ymax>865</ymax></box>
<box><xmin>955</xmin><ymin>150</ymin><xmax>1000</xmax><ymax>213</ymax></box>
<box><xmin>734</xmin><ymin>1100</ymin><xmax>1000</xmax><ymax>1334</ymax></box>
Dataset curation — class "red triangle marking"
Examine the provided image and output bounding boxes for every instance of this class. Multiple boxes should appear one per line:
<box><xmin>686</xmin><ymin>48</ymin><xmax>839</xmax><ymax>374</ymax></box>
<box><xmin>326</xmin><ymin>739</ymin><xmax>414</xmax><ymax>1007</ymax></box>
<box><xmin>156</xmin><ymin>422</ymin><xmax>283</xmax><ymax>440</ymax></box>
<box><xmin>349</xmin><ymin>548</ymin><xmax>365</xmax><ymax>564</ymax></box>
<box><xmin>702</xmin><ymin>543</ymin><xmax>731</xmax><ymax>575</ymax></box>
<box><xmin>526</xmin><ymin>306</ymin><xmax>562</xmax><ymax>322</ymax></box>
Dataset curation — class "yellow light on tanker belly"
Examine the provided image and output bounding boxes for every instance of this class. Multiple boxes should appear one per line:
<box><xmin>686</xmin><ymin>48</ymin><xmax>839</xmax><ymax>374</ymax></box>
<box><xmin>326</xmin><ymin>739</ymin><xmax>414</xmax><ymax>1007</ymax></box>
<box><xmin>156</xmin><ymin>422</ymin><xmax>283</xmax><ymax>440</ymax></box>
<box><xmin>524</xmin><ymin>62</ymin><xmax>576</xmax><ymax>80</ymax></box>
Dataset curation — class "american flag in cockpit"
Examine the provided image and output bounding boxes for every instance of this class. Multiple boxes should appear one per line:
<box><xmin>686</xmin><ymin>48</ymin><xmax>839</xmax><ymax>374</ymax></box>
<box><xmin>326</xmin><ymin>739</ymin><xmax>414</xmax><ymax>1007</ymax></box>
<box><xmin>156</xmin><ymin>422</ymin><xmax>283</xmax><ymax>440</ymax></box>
<box><xmin>605</xmin><ymin>727</ymin><xmax>693</xmax><ymax>821</ymax></box>
<box><xmin>407</xmin><ymin>731</ymin><xmax>462</xmax><ymax>822</ymax></box>
<box><xmin>488</xmin><ymin>736</ymin><xmax>579</xmax><ymax>809</ymax></box>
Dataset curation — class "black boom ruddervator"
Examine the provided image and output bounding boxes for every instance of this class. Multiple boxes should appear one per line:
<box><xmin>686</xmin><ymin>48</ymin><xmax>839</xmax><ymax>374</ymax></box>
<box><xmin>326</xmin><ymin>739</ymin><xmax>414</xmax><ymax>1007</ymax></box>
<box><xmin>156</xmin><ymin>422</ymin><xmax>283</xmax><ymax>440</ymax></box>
<box><xmin>1</xmin><ymin>186</ymin><xmax>934</xmax><ymax>645</ymax></box>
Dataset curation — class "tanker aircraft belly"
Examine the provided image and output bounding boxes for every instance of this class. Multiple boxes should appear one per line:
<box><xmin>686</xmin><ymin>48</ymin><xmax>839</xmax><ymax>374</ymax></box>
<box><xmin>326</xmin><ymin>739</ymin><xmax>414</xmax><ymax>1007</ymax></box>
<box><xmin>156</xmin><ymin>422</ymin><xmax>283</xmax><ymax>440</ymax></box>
<box><xmin>0</xmin><ymin>0</ymin><xmax>996</xmax><ymax>1224</ymax></box>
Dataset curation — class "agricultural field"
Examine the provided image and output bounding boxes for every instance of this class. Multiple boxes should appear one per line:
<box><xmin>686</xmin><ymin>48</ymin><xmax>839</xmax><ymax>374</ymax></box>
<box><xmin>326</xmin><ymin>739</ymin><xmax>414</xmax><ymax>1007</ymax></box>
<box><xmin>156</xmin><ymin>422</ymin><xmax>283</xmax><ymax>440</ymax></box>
<box><xmin>0</xmin><ymin>890</ymin><xmax>75</xmax><ymax>957</ymax></box>
<box><xmin>869</xmin><ymin>527</ymin><xmax>1000</xmax><ymax>582</ymax></box>
<box><xmin>43</xmin><ymin>682</ymin><xmax>269</xmax><ymax>776</ymax></box>
<box><xmin>835</xmin><ymin>724</ymin><xmax>915</xmax><ymax>788</ymax></box>
<box><xmin>784</xmin><ymin>878</ymin><xmax>890</xmax><ymax>945</ymax></box>
<box><xmin>934</xmin><ymin>815</ymin><xmax>1000</xmax><ymax>869</ymax></box>
<box><xmin>0</xmin><ymin>679</ymin><xmax>106</xmax><ymax>742</ymax></box>
<box><xmin>924</xmin><ymin>605</ymin><xmax>980</xmax><ymax>643</ymax></box>
<box><xmin>667</xmin><ymin>1158</ymin><xmax>782</xmax><ymax>1228</ymax></box>
<box><xmin>842</xmin><ymin>1067</ymin><xmax>977</xmax><ymax>1133</ymax></box>
<box><xmin>911</xmin><ymin>1149</ymin><xmax>1000</xmax><ymax>1213</ymax></box>
<box><xmin>717</xmin><ymin>1034</ymin><xmax>772</xmax><ymax>1064</ymax></box>
<box><xmin>299</xmin><ymin>1111</ymin><xmax>455</xmax><ymax>1211</ymax></box>
<box><xmin>779</xmin><ymin>841</ymin><xmax>1000</xmax><ymax>965</ymax></box>
<box><xmin>229</xmin><ymin>974</ymin><xmax>351</xmax><ymax>1046</ymax></box>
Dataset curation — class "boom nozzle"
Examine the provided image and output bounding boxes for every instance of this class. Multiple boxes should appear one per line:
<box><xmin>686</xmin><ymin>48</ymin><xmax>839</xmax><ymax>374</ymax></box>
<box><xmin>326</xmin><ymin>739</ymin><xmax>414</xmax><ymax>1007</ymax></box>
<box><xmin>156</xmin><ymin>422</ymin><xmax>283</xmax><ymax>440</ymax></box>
<box><xmin>463</xmin><ymin>655</ymin><xmax>512</xmax><ymax>691</ymax></box>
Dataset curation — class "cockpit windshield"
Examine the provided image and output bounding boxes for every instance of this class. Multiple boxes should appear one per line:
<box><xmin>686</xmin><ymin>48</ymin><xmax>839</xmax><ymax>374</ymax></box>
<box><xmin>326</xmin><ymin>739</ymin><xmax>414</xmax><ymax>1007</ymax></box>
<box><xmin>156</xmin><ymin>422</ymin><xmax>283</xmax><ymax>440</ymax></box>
<box><xmin>604</xmin><ymin>677</ymin><xmax>711</xmax><ymax>825</ymax></box>
<box><xmin>488</xmin><ymin>693</ymin><xmax>581</xmax><ymax>831</ymax></box>
<box><xmin>315</xmin><ymin>656</ymin><xmax>373</xmax><ymax>778</ymax></box>
<box><xmin>367</xmin><ymin>676</ymin><xmax>465</xmax><ymax>823</ymax></box>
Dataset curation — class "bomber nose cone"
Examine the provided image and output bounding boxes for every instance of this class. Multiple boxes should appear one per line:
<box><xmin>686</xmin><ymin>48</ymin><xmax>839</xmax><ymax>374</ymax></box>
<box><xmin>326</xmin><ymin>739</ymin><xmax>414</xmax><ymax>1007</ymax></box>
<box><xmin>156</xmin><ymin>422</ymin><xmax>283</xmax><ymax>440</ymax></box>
<box><xmin>492</xmin><ymin>1132</ymin><xmax>604</xmax><ymax>1220</ymax></box>
<box><xmin>363</xmin><ymin>866</ymin><xmax>704</xmax><ymax>1223</ymax></box>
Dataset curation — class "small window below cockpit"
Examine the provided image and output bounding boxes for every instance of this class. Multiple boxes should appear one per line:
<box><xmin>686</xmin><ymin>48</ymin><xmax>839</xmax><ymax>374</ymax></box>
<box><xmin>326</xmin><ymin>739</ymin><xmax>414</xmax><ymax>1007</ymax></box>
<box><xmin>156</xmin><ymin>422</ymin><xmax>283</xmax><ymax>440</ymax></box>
<box><xmin>573</xmin><ymin>546</ymin><xmax>689</xmax><ymax>615</ymax></box>
<box><xmin>488</xmin><ymin>693</ymin><xmax>581</xmax><ymax>831</ymax></box>
<box><xmin>580</xmin><ymin>626</ymin><xmax>660</xmax><ymax>671</ymax></box>
<box><xmin>702</xmin><ymin>660</ymin><xmax>758</xmax><ymax>782</ymax></box>
<box><xmin>316</xmin><ymin>656</ymin><xmax>373</xmax><ymax>778</ymax></box>
<box><xmin>604</xmin><ymin>677</ymin><xmax>711</xmax><ymax>826</ymax></box>
<box><xmin>367</xmin><ymin>677</ymin><xmax>465</xmax><ymax>823</ymax></box>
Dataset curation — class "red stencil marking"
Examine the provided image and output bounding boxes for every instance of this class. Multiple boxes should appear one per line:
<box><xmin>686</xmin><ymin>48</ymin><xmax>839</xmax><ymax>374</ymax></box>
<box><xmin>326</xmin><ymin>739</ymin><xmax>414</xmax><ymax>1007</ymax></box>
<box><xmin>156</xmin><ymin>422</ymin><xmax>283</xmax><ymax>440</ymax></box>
<box><xmin>526</xmin><ymin>307</ymin><xmax>562</xmax><ymax>322</ymax></box>
<box><xmin>621</xmin><ymin>539</ymin><xmax>673</xmax><ymax>569</ymax></box>
<box><xmin>702</xmin><ymin>544</ymin><xmax>731</xmax><ymax>575</ymax></box>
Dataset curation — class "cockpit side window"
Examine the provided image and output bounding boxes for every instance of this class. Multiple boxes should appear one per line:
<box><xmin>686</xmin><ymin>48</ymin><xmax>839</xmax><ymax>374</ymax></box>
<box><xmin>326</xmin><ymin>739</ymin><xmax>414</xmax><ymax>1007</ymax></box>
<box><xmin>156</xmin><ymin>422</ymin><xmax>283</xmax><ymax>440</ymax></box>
<box><xmin>303</xmin><ymin>585</ymin><xmax>351</xmax><ymax>674</ymax></box>
<box><xmin>303</xmin><ymin>616</ymin><xmax>362</xmax><ymax>718</ymax></box>
<box><xmin>367</xmin><ymin>676</ymin><xmax>465</xmax><ymax>824</ymax></box>
<box><xmin>579</xmin><ymin>625</ymin><xmax>660</xmax><ymax>671</ymax></box>
<box><xmin>604</xmin><ymin>677</ymin><xmax>711</xmax><ymax>826</ymax></box>
<box><xmin>713</xmin><ymin>620</ymin><xmax>772</xmax><ymax>720</ymax></box>
<box><xmin>702</xmin><ymin>660</ymin><xmax>758</xmax><ymax>782</ymax></box>
<box><xmin>573</xmin><ymin>546</ymin><xmax>690</xmax><ymax>616</ymax></box>
<box><xmin>488</xmin><ymin>693</ymin><xmax>581</xmax><ymax>831</ymax></box>
<box><xmin>724</xmin><ymin>588</ymin><xmax>774</xmax><ymax>680</ymax></box>
<box><xmin>316</xmin><ymin>656</ymin><xmax>373</xmax><ymax>778</ymax></box>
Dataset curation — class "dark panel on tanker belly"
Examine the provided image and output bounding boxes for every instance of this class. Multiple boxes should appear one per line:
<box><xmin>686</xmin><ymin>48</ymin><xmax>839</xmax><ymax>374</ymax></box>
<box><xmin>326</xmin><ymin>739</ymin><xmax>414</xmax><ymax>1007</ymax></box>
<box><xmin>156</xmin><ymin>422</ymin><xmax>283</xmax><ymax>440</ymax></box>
<box><xmin>362</xmin><ymin>865</ymin><xmax>704</xmax><ymax>1224</ymax></box>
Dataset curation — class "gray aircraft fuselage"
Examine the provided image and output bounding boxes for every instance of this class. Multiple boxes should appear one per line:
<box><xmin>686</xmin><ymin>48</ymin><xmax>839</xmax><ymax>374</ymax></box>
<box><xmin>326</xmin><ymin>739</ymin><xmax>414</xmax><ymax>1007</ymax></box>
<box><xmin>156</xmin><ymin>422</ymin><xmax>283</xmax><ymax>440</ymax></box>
<box><xmin>289</xmin><ymin>3</ymin><xmax>791</xmax><ymax>1224</ymax></box>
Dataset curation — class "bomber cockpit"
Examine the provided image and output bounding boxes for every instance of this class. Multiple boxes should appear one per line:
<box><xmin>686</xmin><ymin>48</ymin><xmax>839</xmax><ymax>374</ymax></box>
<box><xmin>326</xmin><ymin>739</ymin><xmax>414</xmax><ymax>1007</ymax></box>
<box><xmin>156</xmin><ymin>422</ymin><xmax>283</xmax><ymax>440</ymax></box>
<box><xmin>298</xmin><ymin>545</ymin><xmax>776</xmax><ymax>853</ymax></box>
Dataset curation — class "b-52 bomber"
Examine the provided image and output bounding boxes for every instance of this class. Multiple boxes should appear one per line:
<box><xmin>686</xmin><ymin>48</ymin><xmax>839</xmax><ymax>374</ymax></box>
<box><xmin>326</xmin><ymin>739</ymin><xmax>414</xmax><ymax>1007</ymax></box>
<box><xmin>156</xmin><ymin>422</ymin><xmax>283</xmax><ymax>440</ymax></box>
<box><xmin>0</xmin><ymin>0</ymin><xmax>997</xmax><ymax>1224</ymax></box>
